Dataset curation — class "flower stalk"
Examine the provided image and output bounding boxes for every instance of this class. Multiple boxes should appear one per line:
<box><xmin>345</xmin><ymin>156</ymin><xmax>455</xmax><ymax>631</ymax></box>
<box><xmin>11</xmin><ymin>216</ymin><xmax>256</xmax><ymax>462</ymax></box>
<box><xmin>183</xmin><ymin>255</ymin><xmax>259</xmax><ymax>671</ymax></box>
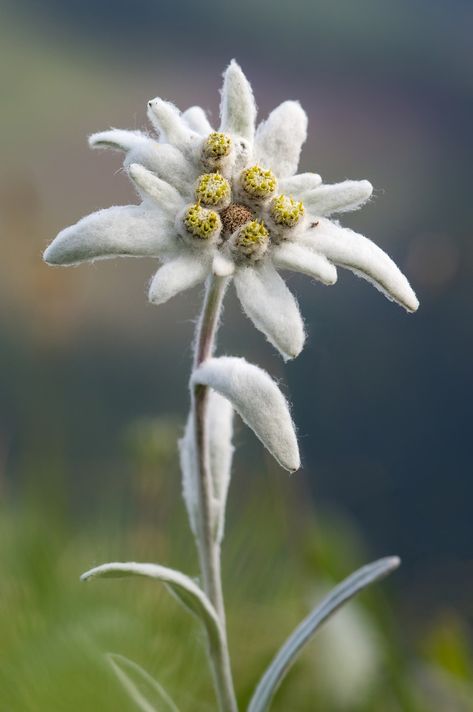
<box><xmin>191</xmin><ymin>275</ymin><xmax>238</xmax><ymax>712</ymax></box>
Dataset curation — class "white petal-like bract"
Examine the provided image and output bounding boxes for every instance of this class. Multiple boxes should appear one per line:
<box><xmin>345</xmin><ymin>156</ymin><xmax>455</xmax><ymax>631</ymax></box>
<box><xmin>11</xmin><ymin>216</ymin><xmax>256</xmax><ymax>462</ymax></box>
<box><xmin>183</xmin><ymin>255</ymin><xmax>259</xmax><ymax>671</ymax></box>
<box><xmin>44</xmin><ymin>205</ymin><xmax>175</xmax><ymax>266</ymax></box>
<box><xmin>278</xmin><ymin>172</ymin><xmax>322</xmax><ymax>196</ymax></box>
<box><xmin>89</xmin><ymin>128</ymin><xmax>151</xmax><ymax>153</ymax></box>
<box><xmin>182</xmin><ymin>106</ymin><xmax>213</xmax><ymax>135</ymax></box>
<box><xmin>89</xmin><ymin>129</ymin><xmax>193</xmax><ymax>196</ymax></box>
<box><xmin>255</xmin><ymin>101</ymin><xmax>307</xmax><ymax>178</ymax></box>
<box><xmin>192</xmin><ymin>357</ymin><xmax>300</xmax><ymax>472</ymax></box>
<box><xmin>128</xmin><ymin>163</ymin><xmax>184</xmax><ymax>213</ymax></box>
<box><xmin>147</xmin><ymin>98</ymin><xmax>199</xmax><ymax>151</ymax></box>
<box><xmin>148</xmin><ymin>254</ymin><xmax>210</xmax><ymax>305</ymax></box>
<box><xmin>212</xmin><ymin>252</ymin><xmax>235</xmax><ymax>277</ymax></box>
<box><xmin>272</xmin><ymin>242</ymin><xmax>337</xmax><ymax>285</ymax></box>
<box><xmin>219</xmin><ymin>60</ymin><xmax>257</xmax><ymax>142</ymax></box>
<box><xmin>302</xmin><ymin>180</ymin><xmax>373</xmax><ymax>216</ymax></box>
<box><xmin>302</xmin><ymin>218</ymin><xmax>419</xmax><ymax>312</ymax></box>
<box><xmin>234</xmin><ymin>262</ymin><xmax>305</xmax><ymax>361</ymax></box>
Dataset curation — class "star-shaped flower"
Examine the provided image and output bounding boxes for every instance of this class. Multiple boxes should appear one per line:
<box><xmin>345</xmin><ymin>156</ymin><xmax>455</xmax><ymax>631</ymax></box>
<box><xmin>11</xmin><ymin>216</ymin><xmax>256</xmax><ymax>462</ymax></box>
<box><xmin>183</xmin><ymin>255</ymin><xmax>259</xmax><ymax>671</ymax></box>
<box><xmin>44</xmin><ymin>60</ymin><xmax>418</xmax><ymax>360</ymax></box>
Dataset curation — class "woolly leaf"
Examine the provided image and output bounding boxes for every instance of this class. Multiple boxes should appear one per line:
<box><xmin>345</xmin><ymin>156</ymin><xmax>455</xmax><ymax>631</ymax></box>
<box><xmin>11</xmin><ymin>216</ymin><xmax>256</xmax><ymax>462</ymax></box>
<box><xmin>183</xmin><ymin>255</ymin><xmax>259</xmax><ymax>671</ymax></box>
<box><xmin>247</xmin><ymin>556</ymin><xmax>400</xmax><ymax>712</ymax></box>
<box><xmin>81</xmin><ymin>562</ymin><xmax>223</xmax><ymax>651</ymax></box>
<box><xmin>191</xmin><ymin>357</ymin><xmax>300</xmax><ymax>472</ymax></box>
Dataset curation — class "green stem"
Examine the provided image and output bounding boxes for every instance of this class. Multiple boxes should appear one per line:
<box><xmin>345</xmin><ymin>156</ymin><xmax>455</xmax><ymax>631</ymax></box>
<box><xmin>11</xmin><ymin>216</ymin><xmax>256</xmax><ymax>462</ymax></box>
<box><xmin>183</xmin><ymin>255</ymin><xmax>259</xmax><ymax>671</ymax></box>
<box><xmin>191</xmin><ymin>275</ymin><xmax>238</xmax><ymax>712</ymax></box>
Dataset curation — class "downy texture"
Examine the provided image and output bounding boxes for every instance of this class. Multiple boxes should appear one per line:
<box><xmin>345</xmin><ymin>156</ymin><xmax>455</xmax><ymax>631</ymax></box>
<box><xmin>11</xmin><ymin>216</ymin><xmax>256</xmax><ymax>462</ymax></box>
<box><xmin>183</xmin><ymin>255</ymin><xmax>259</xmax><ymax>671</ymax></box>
<box><xmin>44</xmin><ymin>60</ymin><xmax>419</xmax><ymax>362</ymax></box>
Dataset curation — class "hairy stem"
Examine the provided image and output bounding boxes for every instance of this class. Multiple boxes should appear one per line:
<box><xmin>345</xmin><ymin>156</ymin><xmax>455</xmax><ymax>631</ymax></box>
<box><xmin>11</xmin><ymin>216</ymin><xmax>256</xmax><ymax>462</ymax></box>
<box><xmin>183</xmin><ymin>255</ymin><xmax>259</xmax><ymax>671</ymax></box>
<box><xmin>191</xmin><ymin>275</ymin><xmax>238</xmax><ymax>712</ymax></box>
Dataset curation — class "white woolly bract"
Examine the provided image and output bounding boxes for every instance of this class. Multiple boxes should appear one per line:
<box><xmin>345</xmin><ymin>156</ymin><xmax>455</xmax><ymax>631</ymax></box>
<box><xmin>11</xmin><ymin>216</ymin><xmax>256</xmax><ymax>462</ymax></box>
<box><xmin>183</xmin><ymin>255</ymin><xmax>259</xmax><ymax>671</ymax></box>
<box><xmin>219</xmin><ymin>60</ymin><xmax>256</xmax><ymax>142</ymax></box>
<box><xmin>255</xmin><ymin>101</ymin><xmax>308</xmax><ymax>179</ymax></box>
<box><xmin>302</xmin><ymin>180</ymin><xmax>373</xmax><ymax>216</ymax></box>
<box><xmin>128</xmin><ymin>164</ymin><xmax>184</xmax><ymax>213</ymax></box>
<box><xmin>212</xmin><ymin>252</ymin><xmax>235</xmax><ymax>277</ymax></box>
<box><xmin>147</xmin><ymin>98</ymin><xmax>198</xmax><ymax>151</ymax></box>
<box><xmin>89</xmin><ymin>129</ymin><xmax>193</xmax><ymax>195</ymax></box>
<box><xmin>302</xmin><ymin>218</ymin><xmax>419</xmax><ymax>312</ymax></box>
<box><xmin>234</xmin><ymin>262</ymin><xmax>305</xmax><ymax>361</ymax></box>
<box><xmin>182</xmin><ymin>106</ymin><xmax>213</xmax><ymax>136</ymax></box>
<box><xmin>278</xmin><ymin>172</ymin><xmax>322</xmax><ymax>196</ymax></box>
<box><xmin>44</xmin><ymin>205</ymin><xmax>175</xmax><ymax>266</ymax></box>
<box><xmin>148</xmin><ymin>254</ymin><xmax>210</xmax><ymax>305</ymax></box>
<box><xmin>191</xmin><ymin>357</ymin><xmax>300</xmax><ymax>472</ymax></box>
<box><xmin>89</xmin><ymin>128</ymin><xmax>150</xmax><ymax>153</ymax></box>
<box><xmin>180</xmin><ymin>391</ymin><xmax>235</xmax><ymax>543</ymax></box>
<box><xmin>272</xmin><ymin>242</ymin><xmax>337</xmax><ymax>285</ymax></box>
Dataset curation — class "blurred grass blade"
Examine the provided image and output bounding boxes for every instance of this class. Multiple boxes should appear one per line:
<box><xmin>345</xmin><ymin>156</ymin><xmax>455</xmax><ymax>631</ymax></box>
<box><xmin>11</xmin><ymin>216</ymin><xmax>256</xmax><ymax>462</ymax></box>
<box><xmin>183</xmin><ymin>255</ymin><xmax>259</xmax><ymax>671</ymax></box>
<box><xmin>108</xmin><ymin>653</ymin><xmax>180</xmax><ymax>712</ymax></box>
<box><xmin>81</xmin><ymin>562</ymin><xmax>223</xmax><ymax>650</ymax></box>
<box><xmin>247</xmin><ymin>556</ymin><xmax>400</xmax><ymax>712</ymax></box>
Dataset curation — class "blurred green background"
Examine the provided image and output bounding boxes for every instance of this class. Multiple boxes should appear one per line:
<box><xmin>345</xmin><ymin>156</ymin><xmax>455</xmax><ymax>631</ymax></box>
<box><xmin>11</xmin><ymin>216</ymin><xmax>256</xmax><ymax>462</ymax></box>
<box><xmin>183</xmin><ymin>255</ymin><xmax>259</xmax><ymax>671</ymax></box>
<box><xmin>0</xmin><ymin>0</ymin><xmax>472</xmax><ymax>709</ymax></box>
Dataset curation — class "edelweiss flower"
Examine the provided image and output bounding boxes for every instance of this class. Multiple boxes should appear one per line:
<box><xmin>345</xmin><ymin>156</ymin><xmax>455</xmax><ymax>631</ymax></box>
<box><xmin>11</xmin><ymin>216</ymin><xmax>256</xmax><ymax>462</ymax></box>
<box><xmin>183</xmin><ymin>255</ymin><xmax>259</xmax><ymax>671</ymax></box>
<box><xmin>44</xmin><ymin>61</ymin><xmax>418</xmax><ymax>360</ymax></box>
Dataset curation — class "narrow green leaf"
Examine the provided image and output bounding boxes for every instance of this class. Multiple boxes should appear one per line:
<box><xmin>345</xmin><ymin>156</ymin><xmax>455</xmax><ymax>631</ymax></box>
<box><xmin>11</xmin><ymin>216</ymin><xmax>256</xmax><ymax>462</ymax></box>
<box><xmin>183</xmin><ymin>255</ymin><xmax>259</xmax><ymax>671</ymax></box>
<box><xmin>108</xmin><ymin>653</ymin><xmax>179</xmax><ymax>712</ymax></box>
<box><xmin>247</xmin><ymin>556</ymin><xmax>400</xmax><ymax>712</ymax></box>
<box><xmin>81</xmin><ymin>561</ymin><xmax>223</xmax><ymax>651</ymax></box>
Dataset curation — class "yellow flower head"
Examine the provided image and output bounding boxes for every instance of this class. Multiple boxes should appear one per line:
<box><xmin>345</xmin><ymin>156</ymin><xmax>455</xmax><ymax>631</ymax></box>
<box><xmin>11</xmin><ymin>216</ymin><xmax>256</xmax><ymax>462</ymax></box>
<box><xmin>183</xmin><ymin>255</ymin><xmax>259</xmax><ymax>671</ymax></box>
<box><xmin>241</xmin><ymin>166</ymin><xmax>277</xmax><ymax>200</ymax></box>
<box><xmin>195</xmin><ymin>173</ymin><xmax>231</xmax><ymax>207</ymax></box>
<box><xmin>183</xmin><ymin>204</ymin><xmax>221</xmax><ymax>240</ymax></box>
<box><xmin>270</xmin><ymin>194</ymin><xmax>305</xmax><ymax>227</ymax></box>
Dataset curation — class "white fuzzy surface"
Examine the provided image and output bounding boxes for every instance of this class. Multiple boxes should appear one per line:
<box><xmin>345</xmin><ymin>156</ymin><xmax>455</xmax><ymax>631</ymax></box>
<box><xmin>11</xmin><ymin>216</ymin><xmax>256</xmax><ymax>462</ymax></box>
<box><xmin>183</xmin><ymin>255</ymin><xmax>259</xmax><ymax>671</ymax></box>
<box><xmin>128</xmin><ymin>164</ymin><xmax>184</xmax><ymax>214</ymax></box>
<box><xmin>212</xmin><ymin>252</ymin><xmax>235</xmax><ymax>277</ymax></box>
<box><xmin>192</xmin><ymin>357</ymin><xmax>300</xmax><ymax>472</ymax></box>
<box><xmin>234</xmin><ymin>261</ymin><xmax>305</xmax><ymax>361</ymax></box>
<box><xmin>147</xmin><ymin>98</ymin><xmax>198</xmax><ymax>152</ymax></box>
<box><xmin>272</xmin><ymin>242</ymin><xmax>337</xmax><ymax>285</ymax></box>
<box><xmin>301</xmin><ymin>218</ymin><xmax>419</xmax><ymax>312</ymax></box>
<box><xmin>148</xmin><ymin>254</ymin><xmax>210</xmax><ymax>305</ymax></box>
<box><xmin>89</xmin><ymin>128</ymin><xmax>151</xmax><ymax>153</ymax></box>
<box><xmin>179</xmin><ymin>390</ymin><xmax>234</xmax><ymax>543</ymax></box>
<box><xmin>302</xmin><ymin>180</ymin><xmax>373</xmax><ymax>216</ymax></box>
<box><xmin>207</xmin><ymin>391</ymin><xmax>235</xmax><ymax>542</ymax></box>
<box><xmin>254</xmin><ymin>101</ymin><xmax>307</xmax><ymax>178</ymax></box>
<box><xmin>278</xmin><ymin>172</ymin><xmax>322</xmax><ymax>196</ymax></box>
<box><xmin>219</xmin><ymin>60</ymin><xmax>256</xmax><ymax>142</ymax></box>
<box><xmin>80</xmin><ymin>561</ymin><xmax>221</xmax><ymax>634</ymax></box>
<box><xmin>179</xmin><ymin>413</ymin><xmax>199</xmax><ymax>538</ymax></box>
<box><xmin>89</xmin><ymin>129</ymin><xmax>194</xmax><ymax>196</ymax></box>
<box><xmin>182</xmin><ymin>106</ymin><xmax>213</xmax><ymax>136</ymax></box>
<box><xmin>44</xmin><ymin>205</ymin><xmax>175</xmax><ymax>266</ymax></box>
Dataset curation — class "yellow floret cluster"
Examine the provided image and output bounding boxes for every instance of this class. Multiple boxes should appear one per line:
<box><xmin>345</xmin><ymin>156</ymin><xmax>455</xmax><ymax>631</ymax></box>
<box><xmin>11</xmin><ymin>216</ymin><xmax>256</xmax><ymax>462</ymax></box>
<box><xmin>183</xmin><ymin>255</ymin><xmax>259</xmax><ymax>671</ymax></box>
<box><xmin>241</xmin><ymin>166</ymin><xmax>277</xmax><ymax>199</ymax></box>
<box><xmin>270</xmin><ymin>194</ymin><xmax>305</xmax><ymax>227</ymax></box>
<box><xmin>236</xmin><ymin>220</ymin><xmax>269</xmax><ymax>249</ymax></box>
<box><xmin>184</xmin><ymin>204</ymin><xmax>220</xmax><ymax>240</ymax></box>
<box><xmin>195</xmin><ymin>173</ymin><xmax>230</xmax><ymax>206</ymax></box>
<box><xmin>204</xmin><ymin>132</ymin><xmax>232</xmax><ymax>158</ymax></box>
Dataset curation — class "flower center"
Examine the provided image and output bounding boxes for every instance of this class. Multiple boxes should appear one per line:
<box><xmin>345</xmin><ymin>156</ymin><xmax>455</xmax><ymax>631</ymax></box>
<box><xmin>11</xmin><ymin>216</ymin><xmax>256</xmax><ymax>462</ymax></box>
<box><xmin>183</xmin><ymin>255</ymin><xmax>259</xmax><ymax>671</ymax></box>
<box><xmin>195</xmin><ymin>173</ymin><xmax>231</xmax><ymax>207</ymax></box>
<box><xmin>270</xmin><ymin>194</ymin><xmax>305</xmax><ymax>227</ymax></box>
<box><xmin>220</xmin><ymin>203</ymin><xmax>254</xmax><ymax>236</ymax></box>
<box><xmin>241</xmin><ymin>166</ymin><xmax>277</xmax><ymax>200</ymax></box>
<box><xmin>183</xmin><ymin>204</ymin><xmax>221</xmax><ymax>240</ymax></box>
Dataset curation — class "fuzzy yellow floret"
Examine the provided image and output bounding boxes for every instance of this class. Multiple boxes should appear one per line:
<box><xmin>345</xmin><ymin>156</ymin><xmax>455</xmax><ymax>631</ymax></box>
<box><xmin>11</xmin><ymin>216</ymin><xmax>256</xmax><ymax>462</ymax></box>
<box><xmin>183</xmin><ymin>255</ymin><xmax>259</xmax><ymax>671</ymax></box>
<box><xmin>195</xmin><ymin>173</ymin><xmax>230</xmax><ymax>206</ymax></box>
<box><xmin>236</xmin><ymin>220</ymin><xmax>269</xmax><ymax>247</ymax></box>
<box><xmin>184</xmin><ymin>204</ymin><xmax>220</xmax><ymax>240</ymax></box>
<box><xmin>203</xmin><ymin>132</ymin><xmax>232</xmax><ymax>158</ymax></box>
<box><xmin>241</xmin><ymin>166</ymin><xmax>277</xmax><ymax>199</ymax></box>
<box><xmin>270</xmin><ymin>194</ymin><xmax>305</xmax><ymax>227</ymax></box>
